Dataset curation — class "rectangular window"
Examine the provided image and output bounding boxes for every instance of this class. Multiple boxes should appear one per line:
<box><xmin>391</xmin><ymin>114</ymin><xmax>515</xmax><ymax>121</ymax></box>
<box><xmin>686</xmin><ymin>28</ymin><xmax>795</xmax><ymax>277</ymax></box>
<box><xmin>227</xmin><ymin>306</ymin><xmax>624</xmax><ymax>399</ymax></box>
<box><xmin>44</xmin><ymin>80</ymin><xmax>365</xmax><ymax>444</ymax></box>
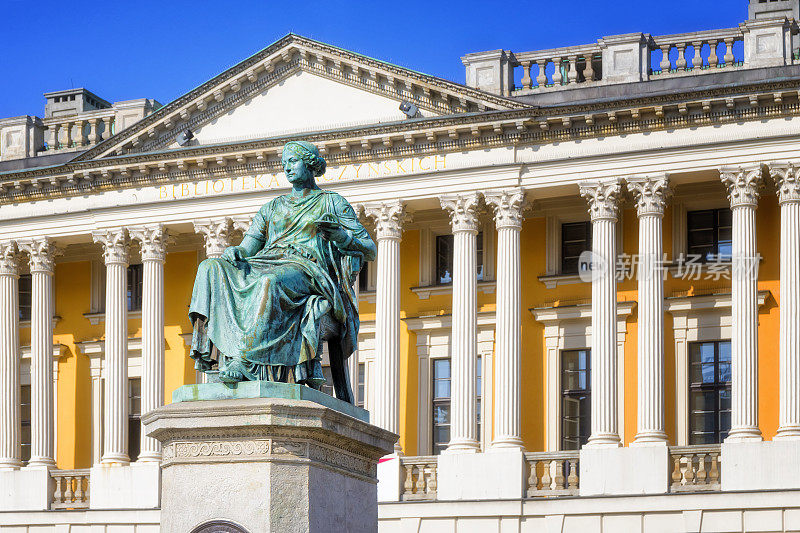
<box><xmin>21</xmin><ymin>384</ymin><xmax>31</xmax><ymax>463</ymax></box>
<box><xmin>19</xmin><ymin>274</ymin><xmax>31</xmax><ymax>322</ymax></box>
<box><xmin>431</xmin><ymin>357</ymin><xmax>482</xmax><ymax>454</ymax></box>
<box><xmin>435</xmin><ymin>233</ymin><xmax>484</xmax><ymax>285</ymax></box>
<box><xmin>127</xmin><ymin>264</ymin><xmax>144</xmax><ymax>311</ymax></box>
<box><xmin>689</xmin><ymin>341</ymin><xmax>732</xmax><ymax>444</ymax></box>
<box><xmin>561</xmin><ymin>221</ymin><xmax>592</xmax><ymax>274</ymax></box>
<box><xmin>687</xmin><ymin>208</ymin><xmax>732</xmax><ymax>262</ymax></box>
<box><xmin>128</xmin><ymin>378</ymin><xmax>141</xmax><ymax>462</ymax></box>
<box><xmin>356</xmin><ymin>362</ymin><xmax>366</xmax><ymax>408</ymax></box>
<box><xmin>358</xmin><ymin>265</ymin><xmax>369</xmax><ymax>292</ymax></box>
<box><xmin>561</xmin><ymin>349</ymin><xmax>591</xmax><ymax>450</ymax></box>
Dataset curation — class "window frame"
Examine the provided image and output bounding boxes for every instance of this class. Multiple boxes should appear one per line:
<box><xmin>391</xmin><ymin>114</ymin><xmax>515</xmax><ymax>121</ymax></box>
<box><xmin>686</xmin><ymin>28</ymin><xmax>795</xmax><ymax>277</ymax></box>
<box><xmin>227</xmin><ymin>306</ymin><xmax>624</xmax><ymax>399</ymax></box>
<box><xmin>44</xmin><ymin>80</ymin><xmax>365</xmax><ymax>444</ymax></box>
<box><xmin>688</xmin><ymin>340</ymin><xmax>732</xmax><ymax>445</ymax></box>
<box><xmin>686</xmin><ymin>208</ymin><xmax>733</xmax><ymax>263</ymax></box>
<box><xmin>560</xmin><ymin>221</ymin><xmax>592</xmax><ymax>275</ymax></box>
<box><xmin>560</xmin><ymin>348</ymin><xmax>591</xmax><ymax>450</ymax></box>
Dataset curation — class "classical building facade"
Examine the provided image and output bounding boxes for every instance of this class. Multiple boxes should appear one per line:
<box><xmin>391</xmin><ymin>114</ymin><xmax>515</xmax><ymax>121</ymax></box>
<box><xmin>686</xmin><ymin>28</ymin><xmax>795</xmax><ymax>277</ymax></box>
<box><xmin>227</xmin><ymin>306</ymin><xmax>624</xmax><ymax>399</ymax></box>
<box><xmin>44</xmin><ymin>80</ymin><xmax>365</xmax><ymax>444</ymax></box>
<box><xmin>3</xmin><ymin>1</ymin><xmax>800</xmax><ymax>531</ymax></box>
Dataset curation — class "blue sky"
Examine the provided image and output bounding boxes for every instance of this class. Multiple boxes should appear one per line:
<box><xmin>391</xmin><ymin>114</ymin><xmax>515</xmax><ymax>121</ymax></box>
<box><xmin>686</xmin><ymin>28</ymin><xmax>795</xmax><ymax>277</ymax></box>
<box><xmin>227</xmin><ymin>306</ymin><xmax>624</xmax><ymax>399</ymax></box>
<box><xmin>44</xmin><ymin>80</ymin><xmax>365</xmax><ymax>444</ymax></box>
<box><xmin>2</xmin><ymin>0</ymin><xmax>749</xmax><ymax>118</ymax></box>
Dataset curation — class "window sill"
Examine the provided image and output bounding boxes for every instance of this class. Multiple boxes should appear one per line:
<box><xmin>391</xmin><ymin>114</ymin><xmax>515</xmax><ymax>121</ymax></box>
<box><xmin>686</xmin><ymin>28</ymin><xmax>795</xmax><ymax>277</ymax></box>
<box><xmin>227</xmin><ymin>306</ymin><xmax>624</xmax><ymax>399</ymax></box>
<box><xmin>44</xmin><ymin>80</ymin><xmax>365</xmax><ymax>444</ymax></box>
<box><xmin>410</xmin><ymin>280</ymin><xmax>496</xmax><ymax>300</ymax></box>
<box><xmin>537</xmin><ymin>273</ymin><xmax>587</xmax><ymax>289</ymax></box>
<box><xmin>19</xmin><ymin>316</ymin><xmax>62</xmax><ymax>328</ymax></box>
<box><xmin>358</xmin><ymin>290</ymin><xmax>376</xmax><ymax>304</ymax></box>
<box><xmin>83</xmin><ymin>310</ymin><xmax>142</xmax><ymax>325</ymax></box>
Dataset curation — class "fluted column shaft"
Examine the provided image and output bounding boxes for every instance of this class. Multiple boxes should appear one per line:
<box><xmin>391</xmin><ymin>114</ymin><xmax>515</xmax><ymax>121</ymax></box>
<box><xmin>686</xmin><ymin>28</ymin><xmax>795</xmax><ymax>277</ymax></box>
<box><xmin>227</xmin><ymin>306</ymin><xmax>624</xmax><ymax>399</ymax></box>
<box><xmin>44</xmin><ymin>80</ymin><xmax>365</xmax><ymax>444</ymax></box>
<box><xmin>627</xmin><ymin>176</ymin><xmax>670</xmax><ymax>445</ymax></box>
<box><xmin>770</xmin><ymin>164</ymin><xmax>800</xmax><ymax>439</ymax></box>
<box><xmin>486</xmin><ymin>189</ymin><xmax>525</xmax><ymax>450</ymax></box>
<box><xmin>365</xmin><ymin>202</ymin><xmax>405</xmax><ymax>451</ymax></box>
<box><xmin>93</xmin><ymin>229</ymin><xmax>130</xmax><ymax>464</ymax></box>
<box><xmin>19</xmin><ymin>239</ymin><xmax>59</xmax><ymax>467</ymax></box>
<box><xmin>721</xmin><ymin>167</ymin><xmax>763</xmax><ymax>442</ymax></box>
<box><xmin>0</xmin><ymin>243</ymin><xmax>21</xmax><ymax>469</ymax></box>
<box><xmin>131</xmin><ymin>226</ymin><xmax>167</xmax><ymax>461</ymax></box>
<box><xmin>441</xmin><ymin>194</ymin><xmax>481</xmax><ymax>452</ymax></box>
<box><xmin>580</xmin><ymin>180</ymin><xmax>623</xmax><ymax>448</ymax></box>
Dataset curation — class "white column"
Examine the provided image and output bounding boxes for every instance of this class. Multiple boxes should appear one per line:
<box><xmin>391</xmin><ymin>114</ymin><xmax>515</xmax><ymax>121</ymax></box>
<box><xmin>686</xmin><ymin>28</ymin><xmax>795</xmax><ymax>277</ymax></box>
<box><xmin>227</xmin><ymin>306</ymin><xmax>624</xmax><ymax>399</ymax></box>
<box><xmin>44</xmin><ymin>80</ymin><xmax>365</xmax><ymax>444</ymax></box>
<box><xmin>18</xmin><ymin>238</ymin><xmax>60</xmax><ymax>467</ymax></box>
<box><xmin>769</xmin><ymin>163</ymin><xmax>800</xmax><ymax>439</ymax></box>
<box><xmin>580</xmin><ymin>179</ymin><xmax>623</xmax><ymax>448</ymax></box>
<box><xmin>93</xmin><ymin>229</ymin><xmax>131</xmax><ymax>464</ymax></box>
<box><xmin>485</xmin><ymin>189</ymin><xmax>525</xmax><ymax>450</ymax></box>
<box><xmin>627</xmin><ymin>175</ymin><xmax>670</xmax><ymax>445</ymax></box>
<box><xmin>365</xmin><ymin>202</ymin><xmax>406</xmax><ymax>451</ymax></box>
<box><xmin>720</xmin><ymin>166</ymin><xmax>763</xmax><ymax>442</ymax></box>
<box><xmin>193</xmin><ymin>218</ymin><xmax>231</xmax><ymax>259</ymax></box>
<box><xmin>441</xmin><ymin>193</ymin><xmax>481</xmax><ymax>453</ymax></box>
<box><xmin>0</xmin><ymin>242</ymin><xmax>21</xmax><ymax>469</ymax></box>
<box><xmin>130</xmin><ymin>225</ymin><xmax>167</xmax><ymax>461</ymax></box>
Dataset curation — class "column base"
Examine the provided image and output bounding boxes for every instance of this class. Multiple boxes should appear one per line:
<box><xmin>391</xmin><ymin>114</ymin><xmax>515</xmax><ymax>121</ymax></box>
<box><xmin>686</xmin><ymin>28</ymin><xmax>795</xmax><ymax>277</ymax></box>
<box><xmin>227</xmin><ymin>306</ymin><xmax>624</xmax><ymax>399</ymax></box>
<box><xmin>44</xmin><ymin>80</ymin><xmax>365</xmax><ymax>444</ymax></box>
<box><xmin>489</xmin><ymin>437</ymin><xmax>525</xmax><ymax>451</ymax></box>
<box><xmin>143</xmin><ymin>390</ymin><xmax>397</xmax><ymax>533</ymax></box>
<box><xmin>136</xmin><ymin>452</ymin><xmax>163</xmax><ymax>463</ymax></box>
<box><xmin>26</xmin><ymin>457</ymin><xmax>56</xmax><ymax>468</ymax></box>
<box><xmin>631</xmin><ymin>431</ymin><xmax>669</xmax><ymax>446</ymax></box>
<box><xmin>89</xmin><ymin>461</ymin><xmax>161</xmax><ymax>510</ymax></box>
<box><xmin>438</xmin><ymin>449</ymin><xmax>526</xmax><ymax>500</ymax></box>
<box><xmin>0</xmin><ymin>465</ymin><xmax>54</xmax><ymax>511</ymax></box>
<box><xmin>579</xmin><ymin>446</ymin><xmax>670</xmax><ymax>496</ymax></box>
<box><xmin>584</xmin><ymin>432</ymin><xmax>622</xmax><ymax>448</ymax></box>
<box><xmin>443</xmin><ymin>439</ymin><xmax>481</xmax><ymax>453</ymax></box>
<box><xmin>0</xmin><ymin>459</ymin><xmax>23</xmax><ymax>470</ymax></box>
<box><xmin>722</xmin><ymin>440</ymin><xmax>800</xmax><ymax>491</ymax></box>
<box><xmin>774</xmin><ymin>426</ymin><xmax>800</xmax><ymax>440</ymax></box>
<box><xmin>725</xmin><ymin>427</ymin><xmax>763</xmax><ymax>442</ymax></box>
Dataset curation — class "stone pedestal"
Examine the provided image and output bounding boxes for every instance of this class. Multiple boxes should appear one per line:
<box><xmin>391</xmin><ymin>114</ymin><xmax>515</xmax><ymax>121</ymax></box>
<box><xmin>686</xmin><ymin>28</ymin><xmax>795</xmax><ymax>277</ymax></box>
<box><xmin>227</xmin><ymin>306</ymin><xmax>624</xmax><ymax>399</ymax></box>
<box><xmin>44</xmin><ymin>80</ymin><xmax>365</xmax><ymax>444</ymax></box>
<box><xmin>88</xmin><ymin>461</ymin><xmax>161</xmax><ymax>510</ymax></box>
<box><xmin>0</xmin><ymin>466</ymin><xmax>53</xmax><ymax>511</ymax></box>
<box><xmin>437</xmin><ymin>449</ymin><xmax>527</xmax><ymax>500</ymax></box>
<box><xmin>579</xmin><ymin>445</ymin><xmax>670</xmax><ymax>496</ymax></box>
<box><xmin>143</xmin><ymin>382</ymin><xmax>397</xmax><ymax>533</ymax></box>
<box><xmin>722</xmin><ymin>440</ymin><xmax>800</xmax><ymax>491</ymax></box>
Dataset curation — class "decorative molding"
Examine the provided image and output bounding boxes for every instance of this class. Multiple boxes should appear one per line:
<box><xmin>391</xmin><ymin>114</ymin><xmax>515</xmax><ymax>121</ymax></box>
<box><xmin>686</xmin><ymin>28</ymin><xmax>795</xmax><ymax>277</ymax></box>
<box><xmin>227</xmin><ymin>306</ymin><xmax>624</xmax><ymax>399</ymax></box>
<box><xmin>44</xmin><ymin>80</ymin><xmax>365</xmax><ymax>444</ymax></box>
<box><xmin>0</xmin><ymin>241</ymin><xmax>19</xmax><ymax>276</ymax></box>
<box><xmin>579</xmin><ymin>179</ymin><xmax>624</xmax><ymax>221</ymax></box>
<box><xmin>720</xmin><ymin>165</ymin><xmax>764</xmax><ymax>208</ymax></box>
<box><xmin>440</xmin><ymin>192</ymin><xmax>481</xmax><ymax>233</ymax></box>
<box><xmin>92</xmin><ymin>228</ymin><xmax>130</xmax><ymax>266</ymax></box>
<box><xmin>484</xmin><ymin>188</ymin><xmax>525</xmax><ymax>229</ymax></box>
<box><xmin>193</xmin><ymin>219</ymin><xmax>232</xmax><ymax>258</ymax></box>
<box><xmin>768</xmin><ymin>162</ymin><xmax>800</xmax><ymax>205</ymax></box>
<box><xmin>82</xmin><ymin>310</ymin><xmax>143</xmax><ymax>326</ymax></box>
<box><xmin>17</xmin><ymin>237</ymin><xmax>62</xmax><ymax>274</ymax></box>
<box><xmin>626</xmin><ymin>174</ymin><xmax>671</xmax><ymax>217</ymax></box>
<box><xmin>129</xmin><ymin>225</ymin><xmax>169</xmax><ymax>262</ymax></box>
<box><xmin>364</xmin><ymin>201</ymin><xmax>407</xmax><ymax>240</ymax></box>
<box><xmin>410</xmin><ymin>280</ymin><xmax>497</xmax><ymax>300</ymax></box>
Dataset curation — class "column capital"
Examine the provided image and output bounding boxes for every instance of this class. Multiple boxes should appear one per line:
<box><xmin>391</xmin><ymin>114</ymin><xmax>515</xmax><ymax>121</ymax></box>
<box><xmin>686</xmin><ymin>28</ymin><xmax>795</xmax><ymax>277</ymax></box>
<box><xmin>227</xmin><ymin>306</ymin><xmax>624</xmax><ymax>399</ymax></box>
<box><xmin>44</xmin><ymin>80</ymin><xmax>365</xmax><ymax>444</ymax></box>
<box><xmin>768</xmin><ymin>162</ymin><xmax>800</xmax><ymax>205</ymax></box>
<box><xmin>18</xmin><ymin>238</ymin><xmax>62</xmax><ymax>274</ymax></box>
<box><xmin>440</xmin><ymin>193</ymin><xmax>481</xmax><ymax>233</ymax></box>
<box><xmin>129</xmin><ymin>225</ymin><xmax>169</xmax><ymax>262</ymax></box>
<box><xmin>579</xmin><ymin>179</ymin><xmax>623</xmax><ymax>221</ymax></box>
<box><xmin>0</xmin><ymin>241</ymin><xmax>20</xmax><ymax>277</ymax></box>
<box><xmin>92</xmin><ymin>228</ymin><xmax>130</xmax><ymax>266</ymax></box>
<box><xmin>626</xmin><ymin>175</ymin><xmax>671</xmax><ymax>216</ymax></box>
<box><xmin>364</xmin><ymin>201</ymin><xmax>408</xmax><ymax>240</ymax></box>
<box><xmin>720</xmin><ymin>165</ymin><xmax>764</xmax><ymax>208</ymax></box>
<box><xmin>193</xmin><ymin>218</ymin><xmax>231</xmax><ymax>258</ymax></box>
<box><xmin>485</xmin><ymin>188</ymin><xmax>525</xmax><ymax>230</ymax></box>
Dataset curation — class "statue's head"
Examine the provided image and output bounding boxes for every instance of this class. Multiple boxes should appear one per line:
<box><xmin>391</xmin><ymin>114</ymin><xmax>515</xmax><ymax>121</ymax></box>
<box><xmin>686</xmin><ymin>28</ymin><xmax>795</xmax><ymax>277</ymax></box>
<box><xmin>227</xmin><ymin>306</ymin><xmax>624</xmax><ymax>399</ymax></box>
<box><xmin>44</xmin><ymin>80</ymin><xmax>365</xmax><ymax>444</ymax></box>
<box><xmin>281</xmin><ymin>141</ymin><xmax>326</xmax><ymax>186</ymax></box>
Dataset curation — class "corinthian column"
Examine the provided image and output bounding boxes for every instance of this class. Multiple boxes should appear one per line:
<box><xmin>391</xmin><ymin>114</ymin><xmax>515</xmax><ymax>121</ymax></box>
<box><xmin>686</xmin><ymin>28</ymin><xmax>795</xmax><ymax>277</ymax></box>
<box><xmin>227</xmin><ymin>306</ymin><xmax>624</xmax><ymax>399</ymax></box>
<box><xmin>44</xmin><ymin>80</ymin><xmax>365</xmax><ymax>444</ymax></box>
<box><xmin>769</xmin><ymin>163</ymin><xmax>800</xmax><ymax>439</ymax></box>
<box><xmin>485</xmin><ymin>189</ymin><xmax>525</xmax><ymax>450</ymax></box>
<box><xmin>93</xmin><ymin>229</ymin><xmax>131</xmax><ymax>464</ymax></box>
<box><xmin>193</xmin><ymin>219</ymin><xmax>231</xmax><ymax>258</ymax></box>
<box><xmin>364</xmin><ymin>202</ymin><xmax>406</xmax><ymax>451</ymax></box>
<box><xmin>0</xmin><ymin>242</ymin><xmax>21</xmax><ymax>469</ymax></box>
<box><xmin>720</xmin><ymin>166</ymin><xmax>763</xmax><ymax>442</ymax></box>
<box><xmin>18</xmin><ymin>238</ymin><xmax>60</xmax><ymax>467</ymax></box>
<box><xmin>627</xmin><ymin>175</ymin><xmax>670</xmax><ymax>445</ymax></box>
<box><xmin>130</xmin><ymin>225</ymin><xmax>167</xmax><ymax>461</ymax></box>
<box><xmin>440</xmin><ymin>193</ymin><xmax>481</xmax><ymax>453</ymax></box>
<box><xmin>579</xmin><ymin>179</ymin><xmax>623</xmax><ymax>448</ymax></box>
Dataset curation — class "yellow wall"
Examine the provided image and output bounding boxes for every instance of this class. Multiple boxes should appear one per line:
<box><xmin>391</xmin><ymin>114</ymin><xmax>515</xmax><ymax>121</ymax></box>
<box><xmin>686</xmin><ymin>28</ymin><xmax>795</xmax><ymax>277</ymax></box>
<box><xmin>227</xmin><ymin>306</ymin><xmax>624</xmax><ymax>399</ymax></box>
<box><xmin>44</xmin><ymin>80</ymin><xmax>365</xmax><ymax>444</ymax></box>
<box><xmin>47</xmin><ymin>199</ymin><xmax>786</xmax><ymax>462</ymax></box>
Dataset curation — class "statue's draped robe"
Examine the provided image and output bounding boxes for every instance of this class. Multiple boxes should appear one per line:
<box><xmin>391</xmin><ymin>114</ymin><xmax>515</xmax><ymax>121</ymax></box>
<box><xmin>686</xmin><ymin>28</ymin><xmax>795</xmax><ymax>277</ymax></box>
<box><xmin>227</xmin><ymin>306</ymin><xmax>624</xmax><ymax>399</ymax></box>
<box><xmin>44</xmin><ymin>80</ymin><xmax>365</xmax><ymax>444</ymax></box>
<box><xmin>189</xmin><ymin>189</ymin><xmax>373</xmax><ymax>383</ymax></box>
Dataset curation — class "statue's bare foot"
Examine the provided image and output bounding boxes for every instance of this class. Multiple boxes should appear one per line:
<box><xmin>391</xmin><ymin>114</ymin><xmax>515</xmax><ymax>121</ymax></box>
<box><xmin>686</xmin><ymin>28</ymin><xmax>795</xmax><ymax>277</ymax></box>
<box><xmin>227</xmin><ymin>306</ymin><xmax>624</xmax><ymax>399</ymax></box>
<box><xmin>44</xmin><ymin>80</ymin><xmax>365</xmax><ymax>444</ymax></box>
<box><xmin>219</xmin><ymin>368</ymin><xmax>245</xmax><ymax>383</ymax></box>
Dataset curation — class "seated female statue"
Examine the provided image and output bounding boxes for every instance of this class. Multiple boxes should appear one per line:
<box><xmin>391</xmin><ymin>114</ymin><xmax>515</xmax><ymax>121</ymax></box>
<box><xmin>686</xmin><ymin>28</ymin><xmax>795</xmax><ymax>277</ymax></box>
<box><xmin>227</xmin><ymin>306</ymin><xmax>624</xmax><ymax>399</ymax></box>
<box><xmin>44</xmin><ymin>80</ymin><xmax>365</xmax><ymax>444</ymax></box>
<box><xmin>188</xmin><ymin>141</ymin><xmax>376</xmax><ymax>392</ymax></box>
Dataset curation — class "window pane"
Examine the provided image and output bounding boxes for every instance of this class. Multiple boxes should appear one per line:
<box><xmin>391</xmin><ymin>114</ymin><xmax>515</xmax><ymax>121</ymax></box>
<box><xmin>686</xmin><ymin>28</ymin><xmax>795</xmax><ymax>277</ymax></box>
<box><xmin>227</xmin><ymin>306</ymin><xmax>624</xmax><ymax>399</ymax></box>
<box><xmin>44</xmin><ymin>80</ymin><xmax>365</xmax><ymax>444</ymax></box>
<box><xmin>691</xmin><ymin>390</ymin><xmax>717</xmax><ymax>411</ymax></box>
<box><xmin>561</xmin><ymin>222</ymin><xmax>591</xmax><ymax>274</ymax></box>
<box><xmin>433</xmin><ymin>359</ymin><xmax>450</xmax><ymax>380</ymax></box>
<box><xmin>434</xmin><ymin>379</ymin><xmax>450</xmax><ymax>399</ymax></box>
<box><xmin>561</xmin><ymin>349</ymin><xmax>591</xmax><ymax>449</ymax></box>
<box><xmin>18</xmin><ymin>274</ymin><xmax>32</xmax><ymax>321</ymax></box>
<box><xmin>688</xmin><ymin>340</ymin><xmax>732</xmax><ymax>444</ymax></box>
<box><xmin>436</xmin><ymin>235</ymin><xmax>454</xmax><ymax>285</ymax></box>
<box><xmin>719</xmin><ymin>342</ymin><xmax>732</xmax><ymax>363</ymax></box>
<box><xmin>476</xmin><ymin>233</ymin><xmax>484</xmax><ymax>282</ymax></box>
<box><xmin>688</xmin><ymin>210</ymin><xmax>714</xmax><ymax>229</ymax></box>
<box><xmin>129</xmin><ymin>419</ymin><xmax>140</xmax><ymax>462</ymax></box>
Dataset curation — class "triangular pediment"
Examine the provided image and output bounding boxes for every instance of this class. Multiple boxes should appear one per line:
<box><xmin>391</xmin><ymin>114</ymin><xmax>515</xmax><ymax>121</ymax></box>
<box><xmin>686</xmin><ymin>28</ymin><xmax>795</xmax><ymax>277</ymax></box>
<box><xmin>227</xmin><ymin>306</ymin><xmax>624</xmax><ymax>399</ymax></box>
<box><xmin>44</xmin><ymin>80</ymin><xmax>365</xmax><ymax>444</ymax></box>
<box><xmin>73</xmin><ymin>34</ymin><xmax>528</xmax><ymax>161</ymax></box>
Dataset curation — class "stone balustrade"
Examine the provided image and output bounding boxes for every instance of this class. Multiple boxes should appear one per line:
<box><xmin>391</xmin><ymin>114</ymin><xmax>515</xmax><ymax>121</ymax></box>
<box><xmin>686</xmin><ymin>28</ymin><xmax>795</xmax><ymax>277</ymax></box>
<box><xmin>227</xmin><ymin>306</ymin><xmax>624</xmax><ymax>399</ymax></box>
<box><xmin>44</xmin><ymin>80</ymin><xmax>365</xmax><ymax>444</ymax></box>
<box><xmin>669</xmin><ymin>445</ymin><xmax>722</xmax><ymax>492</ymax></box>
<box><xmin>650</xmin><ymin>28</ymin><xmax>745</xmax><ymax>76</ymax></box>
<box><xmin>400</xmin><ymin>456</ymin><xmax>438</xmax><ymax>501</ymax></box>
<box><xmin>50</xmin><ymin>469</ymin><xmax>90</xmax><ymax>509</ymax></box>
<box><xmin>525</xmin><ymin>451</ymin><xmax>580</xmax><ymax>497</ymax></box>
<box><xmin>512</xmin><ymin>44</ymin><xmax>602</xmax><ymax>94</ymax></box>
<box><xmin>43</xmin><ymin>111</ymin><xmax>115</xmax><ymax>152</ymax></box>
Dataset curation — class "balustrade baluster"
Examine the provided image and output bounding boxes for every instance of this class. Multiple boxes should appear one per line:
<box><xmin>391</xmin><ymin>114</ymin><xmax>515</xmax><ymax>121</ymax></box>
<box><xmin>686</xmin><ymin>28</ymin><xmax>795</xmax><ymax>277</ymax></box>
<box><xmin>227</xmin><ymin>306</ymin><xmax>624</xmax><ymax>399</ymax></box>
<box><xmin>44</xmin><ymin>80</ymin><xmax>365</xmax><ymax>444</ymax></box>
<box><xmin>696</xmin><ymin>454</ymin><xmax>708</xmax><ymax>484</ymax></box>
<box><xmin>536</xmin><ymin>60</ymin><xmax>548</xmax><ymax>87</ymax></box>
<box><xmin>421</xmin><ymin>466</ymin><xmax>429</xmax><ymax>494</ymax></box>
<box><xmin>660</xmin><ymin>46</ymin><xmax>672</xmax><ymax>72</ymax></box>
<box><xmin>403</xmin><ymin>464</ymin><xmax>414</xmax><ymax>496</ymax></box>
<box><xmin>567</xmin><ymin>460</ymin><xmax>579</xmax><ymax>489</ymax></box>
<box><xmin>541</xmin><ymin>460</ymin><xmax>553</xmax><ymax>491</ymax></box>
<box><xmin>567</xmin><ymin>56</ymin><xmax>579</xmax><ymax>84</ymax></box>
<box><xmin>428</xmin><ymin>465</ymin><xmax>437</xmax><ymax>494</ymax></box>
<box><xmin>723</xmin><ymin>38</ymin><xmax>735</xmax><ymax>65</ymax></box>
<box><xmin>692</xmin><ymin>41</ymin><xmax>703</xmax><ymax>70</ymax></box>
<box><xmin>520</xmin><ymin>61</ymin><xmax>533</xmax><ymax>90</ymax></box>
<box><xmin>583</xmin><ymin>54</ymin><xmax>595</xmax><ymax>81</ymax></box>
<box><xmin>51</xmin><ymin>123</ymin><xmax>60</xmax><ymax>150</ymax></box>
<box><xmin>671</xmin><ymin>456</ymin><xmax>683</xmax><ymax>486</ymax></box>
<box><xmin>526</xmin><ymin>460</ymin><xmax>538</xmax><ymax>496</ymax></box>
<box><xmin>553</xmin><ymin>59</ymin><xmax>563</xmax><ymax>85</ymax></box>
<box><xmin>709</xmin><ymin>455</ymin><xmax>720</xmax><ymax>484</ymax></box>
<box><xmin>676</xmin><ymin>44</ymin><xmax>687</xmax><ymax>70</ymax></box>
<box><xmin>64</xmin><ymin>476</ymin><xmax>75</xmax><ymax>503</ymax></box>
<box><xmin>709</xmin><ymin>40</ymin><xmax>719</xmax><ymax>67</ymax></box>
<box><xmin>684</xmin><ymin>454</ymin><xmax>696</xmax><ymax>484</ymax></box>
<box><xmin>75</xmin><ymin>475</ymin><xmax>85</xmax><ymax>502</ymax></box>
<box><xmin>53</xmin><ymin>475</ymin><xmax>63</xmax><ymax>504</ymax></box>
<box><xmin>553</xmin><ymin>460</ymin><xmax>566</xmax><ymax>489</ymax></box>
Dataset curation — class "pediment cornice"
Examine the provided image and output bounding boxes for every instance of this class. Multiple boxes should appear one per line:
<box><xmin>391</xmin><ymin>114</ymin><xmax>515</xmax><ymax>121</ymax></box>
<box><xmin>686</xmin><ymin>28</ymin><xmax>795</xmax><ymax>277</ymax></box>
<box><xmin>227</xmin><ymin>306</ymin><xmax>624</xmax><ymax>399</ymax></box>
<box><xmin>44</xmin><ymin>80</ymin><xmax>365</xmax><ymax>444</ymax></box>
<box><xmin>73</xmin><ymin>34</ymin><xmax>528</xmax><ymax>163</ymax></box>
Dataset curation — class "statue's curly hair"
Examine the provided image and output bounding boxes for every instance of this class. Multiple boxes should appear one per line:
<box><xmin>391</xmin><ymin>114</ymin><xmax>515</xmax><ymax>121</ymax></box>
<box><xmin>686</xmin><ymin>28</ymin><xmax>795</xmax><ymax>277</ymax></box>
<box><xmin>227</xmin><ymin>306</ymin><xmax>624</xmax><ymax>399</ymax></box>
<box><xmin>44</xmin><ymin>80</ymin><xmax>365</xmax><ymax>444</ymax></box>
<box><xmin>282</xmin><ymin>141</ymin><xmax>327</xmax><ymax>177</ymax></box>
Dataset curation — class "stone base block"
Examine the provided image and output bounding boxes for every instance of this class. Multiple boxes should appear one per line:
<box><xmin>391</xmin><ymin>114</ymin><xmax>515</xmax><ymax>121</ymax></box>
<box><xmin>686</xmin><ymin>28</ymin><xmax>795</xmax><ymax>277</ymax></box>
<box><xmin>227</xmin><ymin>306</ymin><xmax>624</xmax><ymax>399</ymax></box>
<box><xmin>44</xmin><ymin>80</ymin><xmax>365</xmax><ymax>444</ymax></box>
<box><xmin>377</xmin><ymin>454</ymin><xmax>402</xmax><ymax>502</ymax></box>
<box><xmin>579</xmin><ymin>445</ymin><xmax>670</xmax><ymax>496</ymax></box>
<box><xmin>88</xmin><ymin>462</ymin><xmax>161</xmax><ymax>510</ymax></box>
<box><xmin>143</xmin><ymin>390</ymin><xmax>397</xmax><ymax>533</ymax></box>
<box><xmin>0</xmin><ymin>466</ymin><xmax>53</xmax><ymax>511</ymax></box>
<box><xmin>437</xmin><ymin>449</ymin><xmax>526</xmax><ymax>500</ymax></box>
<box><xmin>722</xmin><ymin>440</ymin><xmax>800</xmax><ymax>491</ymax></box>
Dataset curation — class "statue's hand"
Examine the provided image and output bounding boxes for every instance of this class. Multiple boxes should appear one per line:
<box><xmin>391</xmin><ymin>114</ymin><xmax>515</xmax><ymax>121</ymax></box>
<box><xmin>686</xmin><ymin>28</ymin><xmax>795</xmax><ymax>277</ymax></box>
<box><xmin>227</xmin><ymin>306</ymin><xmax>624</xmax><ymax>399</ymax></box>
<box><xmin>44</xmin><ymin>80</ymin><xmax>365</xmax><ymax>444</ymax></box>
<box><xmin>318</xmin><ymin>224</ymin><xmax>352</xmax><ymax>248</ymax></box>
<box><xmin>221</xmin><ymin>246</ymin><xmax>244</xmax><ymax>265</ymax></box>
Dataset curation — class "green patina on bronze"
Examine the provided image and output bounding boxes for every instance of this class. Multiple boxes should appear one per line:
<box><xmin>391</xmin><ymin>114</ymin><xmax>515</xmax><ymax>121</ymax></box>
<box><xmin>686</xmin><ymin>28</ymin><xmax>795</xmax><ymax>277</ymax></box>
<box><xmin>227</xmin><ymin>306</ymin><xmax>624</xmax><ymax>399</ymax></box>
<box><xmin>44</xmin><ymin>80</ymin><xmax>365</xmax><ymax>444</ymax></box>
<box><xmin>188</xmin><ymin>141</ymin><xmax>376</xmax><ymax>403</ymax></box>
